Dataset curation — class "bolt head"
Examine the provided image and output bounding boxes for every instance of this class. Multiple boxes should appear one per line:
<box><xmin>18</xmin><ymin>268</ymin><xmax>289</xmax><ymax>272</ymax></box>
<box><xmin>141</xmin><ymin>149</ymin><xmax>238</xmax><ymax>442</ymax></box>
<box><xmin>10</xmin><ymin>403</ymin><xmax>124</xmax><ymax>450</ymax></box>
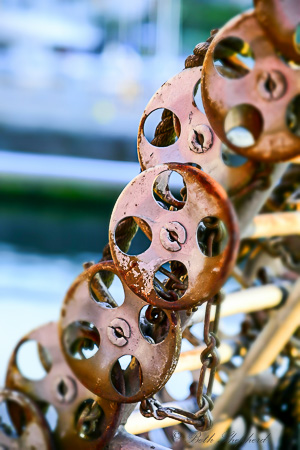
<box><xmin>53</xmin><ymin>375</ymin><xmax>77</xmax><ymax>404</ymax></box>
<box><xmin>188</xmin><ymin>124</ymin><xmax>213</xmax><ymax>153</ymax></box>
<box><xmin>257</xmin><ymin>70</ymin><xmax>286</xmax><ymax>101</ymax></box>
<box><xmin>160</xmin><ymin>221</ymin><xmax>186</xmax><ymax>252</ymax></box>
<box><xmin>107</xmin><ymin>318</ymin><xmax>131</xmax><ymax>347</ymax></box>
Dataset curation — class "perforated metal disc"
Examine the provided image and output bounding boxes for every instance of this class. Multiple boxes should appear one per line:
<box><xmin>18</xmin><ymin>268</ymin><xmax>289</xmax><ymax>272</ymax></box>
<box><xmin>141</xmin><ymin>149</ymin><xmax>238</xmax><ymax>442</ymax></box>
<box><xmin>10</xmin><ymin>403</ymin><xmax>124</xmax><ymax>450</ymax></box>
<box><xmin>6</xmin><ymin>322</ymin><xmax>122</xmax><ymax>449</ymax></box>
<box><xmin>109</xmin><ymin>163</ymin><xmax>239</xmax><ymax>310</ymax></box>
<box><xmin>202</xmin><ymin>10</ymin><xmax>300</xmax><ymax>162</ymax></box>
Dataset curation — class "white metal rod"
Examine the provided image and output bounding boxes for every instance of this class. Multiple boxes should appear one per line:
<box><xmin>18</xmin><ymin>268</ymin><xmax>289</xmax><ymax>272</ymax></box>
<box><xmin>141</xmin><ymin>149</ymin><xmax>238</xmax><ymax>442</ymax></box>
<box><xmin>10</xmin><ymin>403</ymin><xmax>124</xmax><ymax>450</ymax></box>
<box><xmin>175</xmin><ymin>342</ymin><xmax>235</xmax><ymax>374</ymax></box>
<box><xmin>291</xmin><ymin>155</ymin><xmax>300</xmax><ymax>163</ymax></box>
<box><xmin>246</xmin><ymin>211</ymin><xmax>300</xmax><ymax>239</ymax></box>
<box><xmin>238</xmin><ymin>163</ymin><xmax>288</xmax><ymax>238</ymax></box>
<box><xmin>126</xmin><ymin>408</ymin><xmax>185</xmax><ymax>436</ymax></box>
<box><xmin>189</xmin><ymin>284</ymin><xmax>283</xmax><ymax>326</ymax></box>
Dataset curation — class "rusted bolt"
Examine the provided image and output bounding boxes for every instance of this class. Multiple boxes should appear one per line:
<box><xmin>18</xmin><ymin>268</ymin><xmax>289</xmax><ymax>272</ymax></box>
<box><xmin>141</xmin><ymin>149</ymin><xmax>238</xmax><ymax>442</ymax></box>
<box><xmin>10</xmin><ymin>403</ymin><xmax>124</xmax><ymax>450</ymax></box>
<box><xmin>257</xmin><ymin>70</ymin><xmax>286</xmax><ymax>101</ymax></box>
<box><xmin>82</xmin><ymin>261</ymin><xmax>94</xmax><ymax>270</ymax></box>
<box><xmin>160</xmin><ymin>221</ymin><xmax>186</xmax><ymax>252</ymax></box>
<box><xmin>188</xmin><ymin>124</ymin><xmax>213</xmax><ymax>153</ymax></box>
<box><xmin>54</xmin><ymin>375</ymin><xmax>77</xmax><ymax>403</ymax></box>
<box><xmin>107</xmin><ymin>318</ymin><xmax>131</xmax><ymax>347</ymax></box>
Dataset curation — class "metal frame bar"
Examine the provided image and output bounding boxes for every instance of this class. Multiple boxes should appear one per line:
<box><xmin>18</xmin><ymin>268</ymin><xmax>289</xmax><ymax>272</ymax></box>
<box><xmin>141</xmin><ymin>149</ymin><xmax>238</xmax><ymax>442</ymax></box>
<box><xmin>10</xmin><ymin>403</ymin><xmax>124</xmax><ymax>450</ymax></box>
<box><xmin>246</xmin><ymin>211</ymin><xmax>300</xmax><ymax>239</ymax></box>
<box><xmin>188</xmin><ymin>284</ymin><xmax>284</xmax><ymax>326</ymax></box>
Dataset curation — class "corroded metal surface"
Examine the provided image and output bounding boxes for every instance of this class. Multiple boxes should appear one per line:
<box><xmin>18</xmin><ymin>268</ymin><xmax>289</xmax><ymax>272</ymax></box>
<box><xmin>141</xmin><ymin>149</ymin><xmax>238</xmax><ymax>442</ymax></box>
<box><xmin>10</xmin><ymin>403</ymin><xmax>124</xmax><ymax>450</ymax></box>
<box><xmin>137</xmin><ymin>67</ymin><xmax>257</xmax><ymax>194</ymax></box>
<box><xmin>5</xmin><ymin>322</ymin><xmax>122</xmax><ymax>449</ymax></box>
<box><xmin>59</xmin><ymin>261</ymin><xmax>182</xmax><ymax>403</ymax></box>
<box><xmin>0</xmin><ymin>388</ymin><xmax>53</xmax><ymax>450</ymax></box>
<box><xmin>201</xmin><ymin>10</ymin><xmax>300</xmax><ymax>162</ymax></box>
<box><xmin>255</xmin><ymin>0</ymin><xmax>300</xmax><ymax>64</ymax></box>
<box><xmin>109</xmin><ymin>163</ymin><xmax>239</xmax><ymax>311</ymax></box>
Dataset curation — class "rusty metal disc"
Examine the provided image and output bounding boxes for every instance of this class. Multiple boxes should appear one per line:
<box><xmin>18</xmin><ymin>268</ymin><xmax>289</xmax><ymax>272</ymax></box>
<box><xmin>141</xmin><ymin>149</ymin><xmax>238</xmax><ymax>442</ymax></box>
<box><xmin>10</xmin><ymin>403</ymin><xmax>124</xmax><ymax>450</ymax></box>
<box><xmin>109</xmin><ymin>163</ymin><xmax>239</xmax><ymax>311</ymax></box>
<box><xmin>5</xmin><ymin>322</ymin><xmax>122</xmax><ymax>449</ymax></box>
<box><xmin>0</xmin><ymin>388</ymin><xmax>53</xmax><ymax>450</ymax></box>
<box><xmin>201</xmin><ymin>10</ymin><xmax>300</xmax><ymax>162</ymax></box>
<box><xmin>137</xmin><ymin>66</ymin><xmax>257</xmax><ymax>195</ymax></box>
<box><xmin>255</xmin><ymin>0</ymin><xmax>300</xmax><ymax>64</ymax></box>
<box><xmin>59</xmin><ymin>261</ymin><xmax>182</xmax><ymax>403</ymax></box>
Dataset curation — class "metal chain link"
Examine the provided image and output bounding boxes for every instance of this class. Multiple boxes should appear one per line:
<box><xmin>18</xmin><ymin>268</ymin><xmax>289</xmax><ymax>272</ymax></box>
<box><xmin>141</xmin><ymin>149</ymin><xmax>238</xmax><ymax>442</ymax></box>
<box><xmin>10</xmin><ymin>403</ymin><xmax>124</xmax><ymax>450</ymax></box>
<box><xmin>140</xmin><ymin>290</ymin><xmax>223</xmax><ymax>431</ymax></box>
<box><xmin>261</xmin><ymin>238</ymin><xmax>300</xmax><ymax>273</ymax></box>
<box><xmin>139</xmin><ymin>220</ymin><xmax>224</xmax><ymax>431</ymax></box>
<box><xmin>76</xmin><ymin>400</ymin><xmax>102</xmax><ymax>437</ymax></box>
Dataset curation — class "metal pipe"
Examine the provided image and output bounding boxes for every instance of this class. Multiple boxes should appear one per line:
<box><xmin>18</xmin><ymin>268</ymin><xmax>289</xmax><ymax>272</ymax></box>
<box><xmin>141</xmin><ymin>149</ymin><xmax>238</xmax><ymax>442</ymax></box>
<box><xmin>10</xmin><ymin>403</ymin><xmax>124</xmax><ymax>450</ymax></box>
<box><xmin>175</xmin><ymin>342</ymin><xmax>235</xmax><ymax>374</ymax></box>
<box><xmin>236</xmin><ymin>163</ymin><xmax>288</xmax><ymax>238</ymax></box>
<box><xmin>187</xmin><ymin>284</ymin><xmax>284</xmax><ymax>326</ymax></box>
<box><xmin>125</xmin><ymin>408</ymin><xmax>187</xmax><ymax>436</ymax></box>
<box><xmin>291</xmin><ymin>155</ymin><xmax>300</xmax><ymax>163</ymax></box>
<box><xmin>246</xmin><ymin>211</ymin><xmax>300</xmax><ymax>239</ymax></box>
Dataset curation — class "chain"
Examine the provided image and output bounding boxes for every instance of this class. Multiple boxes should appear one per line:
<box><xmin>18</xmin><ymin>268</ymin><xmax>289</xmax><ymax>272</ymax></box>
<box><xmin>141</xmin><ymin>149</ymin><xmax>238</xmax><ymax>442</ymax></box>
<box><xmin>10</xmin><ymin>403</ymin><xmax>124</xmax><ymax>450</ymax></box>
<box><xmin>260</xmin><ymin>238</ymin><xmax>300</xmax><ymax>273</ymax></box>
<box><xmin>230</xmin><ymin>163</ymin><xmax>274</xmax><ymax>203</ymax></box>
<box><xmin>140</xmin><ymin>220</ymin><xmax>223</xmax><ymax>431</ymax></box>
<box><xmin>263</xmin><ymin>165</ymin><xmax>300</xmax><ymax>213</ymax></box>
<box><xmin>140</xmin><ymin>290</ymin><xmax>222</xmax><ymax>431</ymax></box>
<box><xmin>139</xmin><ymin>217</ymin><xmax>224</xmax><ymax>431</ymax></box>
<box><xmin>76</xmin><ymin>400</ymin><xmax>102</xmax><ymax>437</ymax></box>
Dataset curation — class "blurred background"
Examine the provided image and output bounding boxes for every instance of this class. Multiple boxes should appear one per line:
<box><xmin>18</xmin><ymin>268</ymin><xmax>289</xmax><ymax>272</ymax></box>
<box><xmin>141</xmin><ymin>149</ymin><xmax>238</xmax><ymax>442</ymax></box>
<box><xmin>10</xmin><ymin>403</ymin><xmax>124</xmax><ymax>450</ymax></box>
<box><xmin>0</xmin><ymin>0</ymin><xmax>254</xmax><ymax>446</ymax></box>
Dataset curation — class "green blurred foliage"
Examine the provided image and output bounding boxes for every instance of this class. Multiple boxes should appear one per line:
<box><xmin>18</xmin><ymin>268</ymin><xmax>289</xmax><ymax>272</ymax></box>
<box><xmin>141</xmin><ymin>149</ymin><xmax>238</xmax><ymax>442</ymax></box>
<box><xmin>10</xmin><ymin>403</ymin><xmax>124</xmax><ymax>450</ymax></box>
<box><xmin>181</xmin><ymin>0</ymin><xmax>249</xmax><ymax>53</ymax></box>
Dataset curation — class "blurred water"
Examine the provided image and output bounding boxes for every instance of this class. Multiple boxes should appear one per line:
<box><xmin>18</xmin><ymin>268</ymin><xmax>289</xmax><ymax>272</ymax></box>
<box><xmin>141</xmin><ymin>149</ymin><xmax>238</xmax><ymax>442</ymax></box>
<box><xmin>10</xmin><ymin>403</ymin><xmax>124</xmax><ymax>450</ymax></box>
<box><xmin>0</xmin><ymin>243</ymin><xmax>98</xmax><ymax>385</ymax></box>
